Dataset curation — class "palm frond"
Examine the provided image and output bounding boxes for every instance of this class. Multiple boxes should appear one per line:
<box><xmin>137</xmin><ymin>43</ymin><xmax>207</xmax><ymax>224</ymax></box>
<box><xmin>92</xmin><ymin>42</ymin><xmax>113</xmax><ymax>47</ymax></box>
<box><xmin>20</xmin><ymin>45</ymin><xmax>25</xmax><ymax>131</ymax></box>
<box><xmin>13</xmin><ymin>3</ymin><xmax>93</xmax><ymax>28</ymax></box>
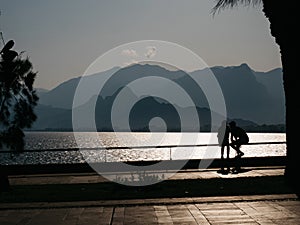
<box><xmin>212</xmin><ymin>0</ymin><xmax>262</xmax><ymax>15</ymax></box>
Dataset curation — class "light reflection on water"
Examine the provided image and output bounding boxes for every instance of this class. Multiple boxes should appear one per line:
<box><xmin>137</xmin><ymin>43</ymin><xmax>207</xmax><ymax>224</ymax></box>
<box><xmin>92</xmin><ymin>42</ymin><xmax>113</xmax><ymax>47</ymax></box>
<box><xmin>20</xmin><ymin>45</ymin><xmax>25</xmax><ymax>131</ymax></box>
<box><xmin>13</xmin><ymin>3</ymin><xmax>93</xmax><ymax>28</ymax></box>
<box><xmin>0</xmin><ymin>132</ymin><xmax>286</xmax><ymax>165</ymax></box>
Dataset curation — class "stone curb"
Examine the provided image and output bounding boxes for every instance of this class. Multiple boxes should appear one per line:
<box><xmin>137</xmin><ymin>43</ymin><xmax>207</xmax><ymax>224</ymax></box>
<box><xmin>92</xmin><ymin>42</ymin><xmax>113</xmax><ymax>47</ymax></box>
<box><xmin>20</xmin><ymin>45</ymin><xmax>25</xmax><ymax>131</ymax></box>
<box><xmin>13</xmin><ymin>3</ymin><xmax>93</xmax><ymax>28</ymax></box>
<box><xmin>0</xmin><ymin>194</ymin><xmax>298</xmax><ymax>210</ymax></box>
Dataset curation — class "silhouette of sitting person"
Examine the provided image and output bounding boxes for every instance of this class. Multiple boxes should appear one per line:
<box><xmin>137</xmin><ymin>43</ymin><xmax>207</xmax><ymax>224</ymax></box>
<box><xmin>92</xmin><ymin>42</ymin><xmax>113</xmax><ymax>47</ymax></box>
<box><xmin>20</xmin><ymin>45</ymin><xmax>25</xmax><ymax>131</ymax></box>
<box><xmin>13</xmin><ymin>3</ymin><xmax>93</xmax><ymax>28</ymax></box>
<box><xmin>229</xmin><ymin>121</ymin><xmax>249</xmax><ymax>157</ymax></box>
<box><xmin>217</xmin><ymin>120</ymin><xmax>230</xmax><ymax>174</ymax></box>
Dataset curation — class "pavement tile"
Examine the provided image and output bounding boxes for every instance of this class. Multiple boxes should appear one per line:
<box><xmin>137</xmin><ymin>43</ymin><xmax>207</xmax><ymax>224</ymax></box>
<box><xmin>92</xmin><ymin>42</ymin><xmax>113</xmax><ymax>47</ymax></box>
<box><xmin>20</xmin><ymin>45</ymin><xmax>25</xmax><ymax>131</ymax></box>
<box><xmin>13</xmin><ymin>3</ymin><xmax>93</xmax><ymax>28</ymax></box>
<box><xmin>0</xmin><ymin>200</ymin><xmax>299</xmax><ymax>225</ymax></box>
<box><xmin>271</xmin><ymin>218</ymin><xmax>300</xmax><ymax>225</ymax></box>
<box><xmin>186</xmin><ymin>204</ymin><xmax>209</xmax><ymax>217</ymax></box>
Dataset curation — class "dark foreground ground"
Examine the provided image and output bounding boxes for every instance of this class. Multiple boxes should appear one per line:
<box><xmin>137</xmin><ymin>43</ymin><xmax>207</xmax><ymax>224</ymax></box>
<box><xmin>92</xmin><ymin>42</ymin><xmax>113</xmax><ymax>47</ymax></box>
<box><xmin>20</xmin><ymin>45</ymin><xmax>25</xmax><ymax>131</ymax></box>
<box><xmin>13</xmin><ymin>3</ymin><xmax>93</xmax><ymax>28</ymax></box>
<box><xmin>0</xmin><ymin>157</ymin><xmax>299</xmax><ymax>224</ymax></box>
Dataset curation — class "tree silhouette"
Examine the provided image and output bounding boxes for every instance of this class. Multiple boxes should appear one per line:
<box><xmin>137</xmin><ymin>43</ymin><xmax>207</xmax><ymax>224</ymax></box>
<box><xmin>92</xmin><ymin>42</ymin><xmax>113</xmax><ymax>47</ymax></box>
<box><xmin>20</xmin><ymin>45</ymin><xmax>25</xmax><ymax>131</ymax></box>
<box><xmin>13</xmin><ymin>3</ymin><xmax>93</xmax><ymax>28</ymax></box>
<box><xmin>0</xmin><ymin>39</ymin><xmax>39</xmax><ymax>191</ymax></box>
<box><xmin>0</xmin><ymin>40</ymin><xmax>38</xmax><ymax>152</ymax></box>
<box><xmin>213</xmin><ymin>0</ymin><xmax>299</xmax><ymax>196</ymax></box>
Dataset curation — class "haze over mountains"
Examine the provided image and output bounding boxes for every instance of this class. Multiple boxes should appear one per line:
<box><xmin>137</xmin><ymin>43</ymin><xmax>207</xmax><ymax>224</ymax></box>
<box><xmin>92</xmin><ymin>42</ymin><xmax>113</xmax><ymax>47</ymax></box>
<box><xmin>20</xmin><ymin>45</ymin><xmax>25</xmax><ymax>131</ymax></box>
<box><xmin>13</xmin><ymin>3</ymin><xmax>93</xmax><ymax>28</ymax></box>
<box><xmin>32</xmin><ymin>63</ymin><xmax>285</xmax><ymax>131</ymax></box>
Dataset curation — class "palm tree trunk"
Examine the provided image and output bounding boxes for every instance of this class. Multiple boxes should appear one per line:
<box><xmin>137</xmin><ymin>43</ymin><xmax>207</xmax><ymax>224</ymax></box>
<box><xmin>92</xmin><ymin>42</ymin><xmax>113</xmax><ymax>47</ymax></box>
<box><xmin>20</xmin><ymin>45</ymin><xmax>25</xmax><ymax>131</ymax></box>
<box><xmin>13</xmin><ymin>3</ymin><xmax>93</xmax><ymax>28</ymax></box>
<box><xmin>262</xmin><ymin>0</ymin><xmax>299</xmax><ymax>196</ymax></box>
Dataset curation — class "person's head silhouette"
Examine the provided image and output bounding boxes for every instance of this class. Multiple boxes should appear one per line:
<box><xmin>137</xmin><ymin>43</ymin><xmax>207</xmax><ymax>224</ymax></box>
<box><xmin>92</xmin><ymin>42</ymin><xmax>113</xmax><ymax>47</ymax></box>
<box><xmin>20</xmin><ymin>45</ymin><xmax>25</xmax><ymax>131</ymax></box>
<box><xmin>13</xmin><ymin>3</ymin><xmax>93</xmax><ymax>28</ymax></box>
<box><xmin>229</xmin><ymin>121</ymin><xmax>236</xmax><ymax>128</ymax></box>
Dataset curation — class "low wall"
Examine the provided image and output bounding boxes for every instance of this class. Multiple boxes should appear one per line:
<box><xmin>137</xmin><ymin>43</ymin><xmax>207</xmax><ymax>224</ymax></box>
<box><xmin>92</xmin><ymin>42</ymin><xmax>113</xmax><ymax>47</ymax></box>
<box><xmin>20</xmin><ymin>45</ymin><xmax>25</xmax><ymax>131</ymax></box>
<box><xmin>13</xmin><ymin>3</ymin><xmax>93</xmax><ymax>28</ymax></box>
<box><xmin>1</xmin><ymin>156</ymin><xmax>286</xmax><ymax>175</ymax></box>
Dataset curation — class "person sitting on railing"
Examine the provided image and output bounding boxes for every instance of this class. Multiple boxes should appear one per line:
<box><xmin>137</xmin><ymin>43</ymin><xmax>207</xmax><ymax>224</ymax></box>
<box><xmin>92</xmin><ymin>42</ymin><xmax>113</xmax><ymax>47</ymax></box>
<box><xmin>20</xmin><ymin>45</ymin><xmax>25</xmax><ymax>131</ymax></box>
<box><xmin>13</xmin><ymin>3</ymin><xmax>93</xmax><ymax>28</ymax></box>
<box><xmin>229</xmin><ymin>121</ymin><xmax>249</xmax><ymax>157</ymax></box>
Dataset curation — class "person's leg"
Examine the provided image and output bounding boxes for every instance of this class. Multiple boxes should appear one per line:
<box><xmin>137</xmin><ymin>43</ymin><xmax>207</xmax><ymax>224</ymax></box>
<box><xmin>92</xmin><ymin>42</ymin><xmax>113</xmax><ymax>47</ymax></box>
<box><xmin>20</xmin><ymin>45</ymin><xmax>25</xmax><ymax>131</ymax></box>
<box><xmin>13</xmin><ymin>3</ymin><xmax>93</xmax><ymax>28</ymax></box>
<box><xmin>235</xmin><ymin>154</ymin><xmax>242</xmax><ymax>172</ymax></box>
<box><xmin>220</xmin><ymin>146</ymin><xmax>225</xmax><ymax>171</ymax></box>
<box><xmin>236</xmin><ymin>143</ymin><xmax>244</xmax><ymax>156</ymax></box>
<box><xmin>221</xmin><ymin>145</ymin><xmax>224</xmax><ymax>159</ymax></box>
<box><xmin>230</xmin><ymin>141</ymin><xmax>240</xmax><ymax>156</ymax></box>
<box><xmin>233</xmin><ymin>139</ymin><xmax>244</xmax><ymax>156</ymax></box>
<box><xmin>234</xmin><ymin>142</ymin><xmax>243</xmax><ymax>172</ymax></box>
<box><xmin>230</xmin><ymin>141</ymin><xmax>241</xmax><ymax>173</ymax></box>
<box><xmin>218</xmin><ymin>145</ymin><xmax>229</xmax><ymax>174</ymax></box>
<box><xmin>226</xmin><ymin>144</ymin><xmax>230</xmax><ymax>171</ymax></box>
<box><xmin>229</xmin><ymin>142</ymin><xmax>236</xmax><ymax>150</ymax></box>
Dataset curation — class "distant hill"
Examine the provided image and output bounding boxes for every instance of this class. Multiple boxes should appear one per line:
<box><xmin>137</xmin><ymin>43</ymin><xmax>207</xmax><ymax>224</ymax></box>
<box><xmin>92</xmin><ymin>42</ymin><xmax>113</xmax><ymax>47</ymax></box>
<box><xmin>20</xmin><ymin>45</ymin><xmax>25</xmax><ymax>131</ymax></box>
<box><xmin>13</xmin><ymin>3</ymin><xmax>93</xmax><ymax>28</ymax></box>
<box><xmin>38</xmin><ymin>67</ymin><xmax>120</xmax><ymax>109</ymax></box>
<box><xmin>191</xmin><ymin>63</ymin><xmax>284</xmax><ymax>124</ymax></box>
<box><xmin>31</xmin><ymin>104</ymin><xmax>71</xmax><ymax>130</ymax></box>
<box><xmin>35</xmin><ymin>88</ymin><xmax>49</xmax><ymax>98</ymax></box>
<box><xmin>32</xmin><ymin>97</ymin><xmax>257</xmax><ymax>132</ymax></box>
<box><xmin>254</xmin><ymin>68</ymin><xmax>285</xmax><ymax>123</ymax></box>
<box><xmin>32</xmin><ymin>63</ymin><xmax>285</xmax><ymax>131</ymax></box>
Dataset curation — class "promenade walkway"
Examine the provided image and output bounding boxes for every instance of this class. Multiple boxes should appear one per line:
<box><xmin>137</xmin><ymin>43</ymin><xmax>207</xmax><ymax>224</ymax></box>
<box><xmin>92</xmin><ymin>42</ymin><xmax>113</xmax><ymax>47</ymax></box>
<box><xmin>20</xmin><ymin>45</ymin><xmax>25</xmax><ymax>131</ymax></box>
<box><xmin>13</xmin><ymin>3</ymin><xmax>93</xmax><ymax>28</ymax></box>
<box><xmin>6</xmin><ymin>166</ymin><xmax>287</xmax><ymax>185</ymax></box>
<box><xmin>1</xmin><ymin>166</ymin><xmax>299</xmax><ymax>224</ymax></box>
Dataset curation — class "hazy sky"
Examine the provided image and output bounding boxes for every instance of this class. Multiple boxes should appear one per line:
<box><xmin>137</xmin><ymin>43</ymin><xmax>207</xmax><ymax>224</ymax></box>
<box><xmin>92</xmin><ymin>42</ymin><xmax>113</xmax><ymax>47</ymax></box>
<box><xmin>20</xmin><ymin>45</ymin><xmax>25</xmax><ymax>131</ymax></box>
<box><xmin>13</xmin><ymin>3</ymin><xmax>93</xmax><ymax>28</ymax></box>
<box><xmin>1</xmin><ymin>0</ymin><xmax>281</xmax><ymax>89</ymax></box>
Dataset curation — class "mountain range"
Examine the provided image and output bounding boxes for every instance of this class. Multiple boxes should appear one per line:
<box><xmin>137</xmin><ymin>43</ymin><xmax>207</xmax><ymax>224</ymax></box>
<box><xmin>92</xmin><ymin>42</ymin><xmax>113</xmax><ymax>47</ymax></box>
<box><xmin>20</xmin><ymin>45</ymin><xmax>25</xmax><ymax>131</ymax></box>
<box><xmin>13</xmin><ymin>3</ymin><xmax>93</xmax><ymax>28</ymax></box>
<box><xmin>31</xmin><ymin>63</ymin><xmax>285</xmax><ymax>131</ymax></box>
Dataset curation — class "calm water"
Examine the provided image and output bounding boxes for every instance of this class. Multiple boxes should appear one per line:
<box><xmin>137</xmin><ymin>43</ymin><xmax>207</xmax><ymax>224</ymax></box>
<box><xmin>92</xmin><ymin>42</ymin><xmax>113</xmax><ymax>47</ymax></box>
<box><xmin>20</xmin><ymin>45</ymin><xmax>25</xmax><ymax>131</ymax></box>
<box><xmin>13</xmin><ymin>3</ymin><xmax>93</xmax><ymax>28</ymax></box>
<box><xmin>0</xmin><ymin>132</ymin><xmax>286</xmax><ymax>165</ymax></box>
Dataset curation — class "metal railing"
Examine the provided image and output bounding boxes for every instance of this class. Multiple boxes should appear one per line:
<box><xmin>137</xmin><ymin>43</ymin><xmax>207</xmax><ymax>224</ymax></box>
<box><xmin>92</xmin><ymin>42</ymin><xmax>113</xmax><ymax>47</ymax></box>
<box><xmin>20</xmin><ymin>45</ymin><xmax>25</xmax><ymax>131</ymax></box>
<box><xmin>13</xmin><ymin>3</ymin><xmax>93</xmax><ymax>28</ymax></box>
<box><xmin>0</xmin><ymin>141</ymin><xmax>286</xmax><ymax>166</ymax></box>
<box><xmin>0</xmin><ymin>141</ymin><xmax>286</xmax><ymax>163</ymax></box>
<box><xmin>0</xmin><ymin>141</ymin><xmax>287</xmax><ymax>154</ymax></box>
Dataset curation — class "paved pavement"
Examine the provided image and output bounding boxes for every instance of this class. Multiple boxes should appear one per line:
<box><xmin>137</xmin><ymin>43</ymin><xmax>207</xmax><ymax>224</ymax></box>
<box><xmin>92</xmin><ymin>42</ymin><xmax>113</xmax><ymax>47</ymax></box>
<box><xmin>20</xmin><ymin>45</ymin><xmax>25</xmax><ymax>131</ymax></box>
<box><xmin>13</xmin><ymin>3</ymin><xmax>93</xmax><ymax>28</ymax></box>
<box><xmin>1</xmin><ymin>166</ymin><xmax>299</xmax><ymax>225</ymax></box>
<box><xmin>0</xmin><ymin>195</ymin><xmax>299</xmax><ymax>225</ymax></box>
